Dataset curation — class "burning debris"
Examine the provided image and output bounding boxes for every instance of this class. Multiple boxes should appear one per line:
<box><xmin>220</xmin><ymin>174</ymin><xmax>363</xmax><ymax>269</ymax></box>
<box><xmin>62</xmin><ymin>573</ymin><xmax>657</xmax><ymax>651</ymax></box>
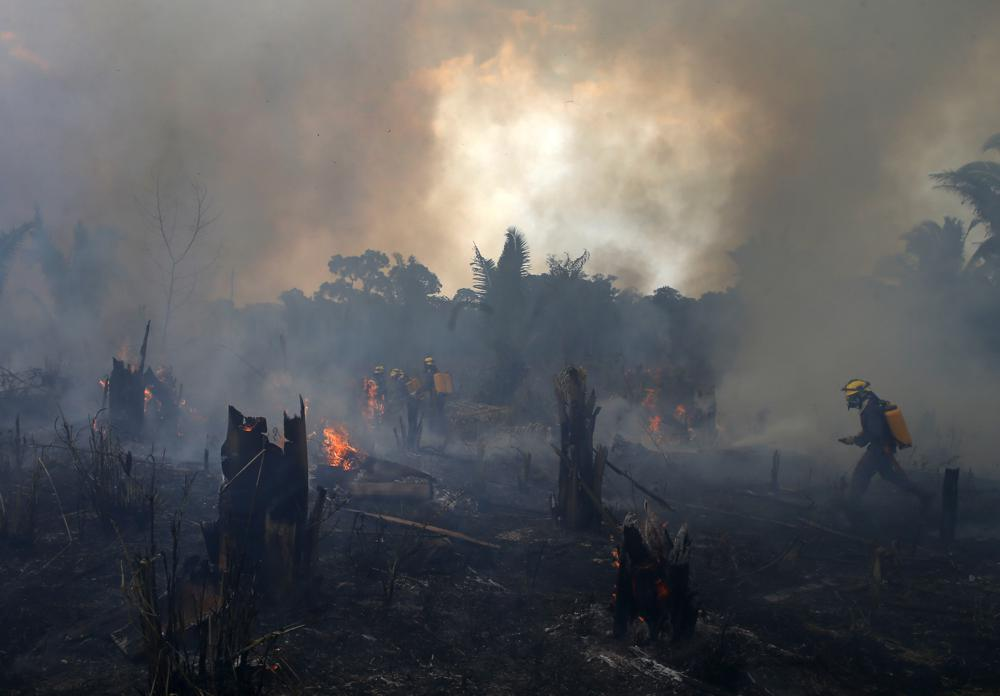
<box><xmin>322</xmin><ymin>423</ymin><xmax>360</xmax><ymax>470</ymax></box>
<box><xmin>317</xmin><ymin>421</ymin><xmax>435</xmax><ymax>501</ymax></box>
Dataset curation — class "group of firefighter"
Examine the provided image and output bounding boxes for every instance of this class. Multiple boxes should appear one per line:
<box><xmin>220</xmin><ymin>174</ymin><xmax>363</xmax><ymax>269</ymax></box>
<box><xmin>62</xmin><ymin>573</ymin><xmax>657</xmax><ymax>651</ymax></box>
<box><xmin>362</xmin><ymin>363</ymin><xmax>928</xmax><ymax>507</ymax></box>
<box><xmin>366</xmin><ymin>356</ymin><xmax>452</xmax><ymax>441</ymax></box>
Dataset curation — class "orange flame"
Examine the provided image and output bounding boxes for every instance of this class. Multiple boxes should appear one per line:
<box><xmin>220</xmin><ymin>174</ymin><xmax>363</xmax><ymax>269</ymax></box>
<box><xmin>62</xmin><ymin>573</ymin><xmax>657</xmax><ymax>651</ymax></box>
<box><xmin>363</xmin><ymin>378</ymin><xmax>384</xmax><ymax>425</ymax></box>
<box><xmin>98</xmin><ymin>378</ymin><xmax>109</xmax><ymax>390</ymax></box>
<box><xmin>323</xmin><ymin>424</ymin><xmax>358</xmax><ymax>470</ymax></box>
<box><xmin>655</xmin><ymin>579</ymin><xmax>670</xmax><ymax>601</ymax></box>
<box><xmin>674</xmin><ymin>403</ymin><xmax>688</xmax><ymax>421</ymax></box>
<box><xmin>143</xmin><ymin>387</ymin><xmax>154</xmax><ymax>412</ymax></box>
<box><xmin>648</xmin><ymin>415</ymin><xmax>662</xmax><ymax>433</ymax></box>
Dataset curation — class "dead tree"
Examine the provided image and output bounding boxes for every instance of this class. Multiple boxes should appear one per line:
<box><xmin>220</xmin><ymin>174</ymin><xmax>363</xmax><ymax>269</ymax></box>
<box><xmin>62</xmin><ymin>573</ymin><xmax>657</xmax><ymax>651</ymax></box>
<box><xmin>142</xmin><ymin>176</ymin><xmax>218</xmax><ymax>352</ymax></box>
<box><xmin>212</xmin><ymin>397</ymin><xmax>313</xmax><ymax>592</ymax></box>
<box><xmin>553</xmin><ymin>366</ymin><xmax>605</xmax><ymax>529</ymax></box>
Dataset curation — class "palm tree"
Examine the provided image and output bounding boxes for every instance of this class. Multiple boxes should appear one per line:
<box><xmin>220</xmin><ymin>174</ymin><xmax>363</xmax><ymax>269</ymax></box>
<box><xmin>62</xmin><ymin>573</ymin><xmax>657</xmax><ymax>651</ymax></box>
<box><xmin>452</xmin><ymin>227</ymin><xmax>532</xmax><ymax>403</ymax></box>
<box><xmin>931</xmin><ymin>133</ymin><xmax>1000</xmax><ymax>278</ymax></box>
<box><xmin>451</xmin><ymin>226</ymin><xmax>530</xmax><ymax>326</ymax></box>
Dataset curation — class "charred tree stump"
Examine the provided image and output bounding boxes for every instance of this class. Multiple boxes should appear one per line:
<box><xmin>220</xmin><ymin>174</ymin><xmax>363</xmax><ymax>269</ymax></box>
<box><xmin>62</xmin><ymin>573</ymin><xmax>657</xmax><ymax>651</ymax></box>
<box><xmin>108</xmin><ymin>321</ymin><xmax>150</xmax><ymax>440</ymax></box>
<box><xmin>142</xmin><ymin>366</ymin><xmax>181</xmax><ymax>442</ymax></box>
<box><xmin>553</xmin><ymin>366</ymin><xmax>604</xmax><ymax>529</ymax></box>
<box><xmin>613</xmin><ymin>507</ymin><xmax>697</xmax><ymax>643</ymax></box>
<box><xmin>941</xmin><ymin>467</ymin><xmax>959</xmax><ymax>544</ymax></box>
<box><xmin>215</xmin><ymin>398</ymin><xmax>312</xmax><ymax>593</ymax></box>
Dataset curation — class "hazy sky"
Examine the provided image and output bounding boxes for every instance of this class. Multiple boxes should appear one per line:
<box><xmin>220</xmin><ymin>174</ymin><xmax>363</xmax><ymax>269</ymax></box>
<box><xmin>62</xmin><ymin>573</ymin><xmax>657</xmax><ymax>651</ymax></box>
<box><xmin>2</xmin><ymin>1</ymin><xmax>999</xmax><ymax>301</ymax></box>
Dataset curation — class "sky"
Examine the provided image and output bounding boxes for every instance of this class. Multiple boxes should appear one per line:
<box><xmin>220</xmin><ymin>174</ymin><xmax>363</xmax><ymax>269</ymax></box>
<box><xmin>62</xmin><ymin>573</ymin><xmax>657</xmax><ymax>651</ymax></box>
<box><xmin>2</xmin><ymin>1</ymin><xmax>1000</xmax><ymax>302</ymax></box>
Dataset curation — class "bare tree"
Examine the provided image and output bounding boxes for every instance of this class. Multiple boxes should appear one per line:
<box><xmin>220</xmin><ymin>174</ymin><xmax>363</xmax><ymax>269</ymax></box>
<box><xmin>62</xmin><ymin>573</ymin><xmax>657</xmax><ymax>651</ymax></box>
<box><xmin>142</xmin><ymin>176</ymin><xmax>219</xmax><ymax>350</ymax></box>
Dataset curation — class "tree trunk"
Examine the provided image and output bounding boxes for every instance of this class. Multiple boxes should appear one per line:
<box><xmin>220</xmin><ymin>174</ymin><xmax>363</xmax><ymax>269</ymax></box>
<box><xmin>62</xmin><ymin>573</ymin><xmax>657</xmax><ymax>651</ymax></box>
<box><xmin>553</xmin><ymin>366</ymin><xmax>603</xmax><ymax>530</ymax></box>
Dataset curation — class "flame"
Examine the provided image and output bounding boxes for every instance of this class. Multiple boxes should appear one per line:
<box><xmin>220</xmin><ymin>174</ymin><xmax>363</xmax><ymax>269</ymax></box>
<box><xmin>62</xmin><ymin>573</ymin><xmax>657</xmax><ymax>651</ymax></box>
<box><xmin>648</xmin><ymin>415</ymin><xmax>662</xmax><ymax>433</ymax></box>
<box><xmin>98</xmin><ymin>378</ymin><xmax>109</xmax><ymax>390</ymax></box>
<box><xmin>323</xmin><ymin>424</ymin><xmax>359</xmax><ymax>470</ymax></box>
<box><xmin>143</xmin><ymin>387</ymin><xmax>154</xmax><ymax>412</ymax></box>
<box><xmin>612</xmin><ymin>547</ymin><xmax>621</xmax><ymax>569</ymax></box>
<box><xmin>655</xmin><ymin>579</ymin><xmax>670</xmax><ymax>601</ymax></box>
<box><xmin>673</xmin><ymin>404</ymin><xmax>688</xmax><ymax>421</ymax></box>
<box><xmin>363</xmin><ymin>378</ymin><xmax>384</xmax><ymax>425</ymax></box>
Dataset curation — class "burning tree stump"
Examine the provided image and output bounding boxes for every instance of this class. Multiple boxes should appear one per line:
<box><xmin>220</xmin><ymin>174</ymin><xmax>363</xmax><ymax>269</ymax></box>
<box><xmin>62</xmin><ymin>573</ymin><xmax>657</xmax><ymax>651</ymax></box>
<box><xmin>108</xmin><ymin>322</ymin><xmax>150</xmax><ymax>440</ymax></box>
<box><xmin>142</xmin><ymin>366</ymin><xmax>181</xmax><ymax>442</ymax></box>
<box><xmin>553</xmin><ymin>366</ymin><xmax>605</xmax><ymax>529</ymax></box>
<box><xmin>613</xmin><ymin>505</ymin><xmax>697</xmax><ymax>643</ymax></box>
<box><xmin>213</xmin><ymin>397</ymin><xmax>316</xmax><ymax>592</ymax></box>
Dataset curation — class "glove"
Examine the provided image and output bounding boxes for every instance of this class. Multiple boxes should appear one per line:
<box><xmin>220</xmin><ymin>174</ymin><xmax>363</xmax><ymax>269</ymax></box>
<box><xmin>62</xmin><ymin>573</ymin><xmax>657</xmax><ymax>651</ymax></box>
<box><xmin>837</xmin><ymin>436</ymin><xmax>855</xmax><ymax>445</ymax></box>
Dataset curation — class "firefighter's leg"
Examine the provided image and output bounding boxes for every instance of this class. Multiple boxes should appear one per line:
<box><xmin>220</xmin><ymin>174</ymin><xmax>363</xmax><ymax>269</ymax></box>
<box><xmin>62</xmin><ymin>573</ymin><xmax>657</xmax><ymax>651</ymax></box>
<box><xmin>879</xmin><ymin>454</ymin><xmax>930</xmax><ymax>504</ymax></box>
<box><xmin>849</xmin><ymin>449</ymin><xmax>879</xmax><ymax>499</ymax></box>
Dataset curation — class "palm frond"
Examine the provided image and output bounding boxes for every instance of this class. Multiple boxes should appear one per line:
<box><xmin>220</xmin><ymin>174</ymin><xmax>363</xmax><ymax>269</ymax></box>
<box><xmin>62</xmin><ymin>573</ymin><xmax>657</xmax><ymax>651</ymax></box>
<box><xmin>498</xmin><ymin>227</ymin><xmax>530</xmax><ymax>278</ymax></box>
<box><xmin>470</xmin><ymin>243</ymin><xmax>496</xmax><ymax>298</ymax></box>
<box><xmin>983</xmin><ymin>132</ymin><xmax>1000</xmax><ymax>154</ymax></box>
<box><xmin>931</xmin><ymin>161</ymin><xmax>1000</xmax><ymax>235</ymax></box>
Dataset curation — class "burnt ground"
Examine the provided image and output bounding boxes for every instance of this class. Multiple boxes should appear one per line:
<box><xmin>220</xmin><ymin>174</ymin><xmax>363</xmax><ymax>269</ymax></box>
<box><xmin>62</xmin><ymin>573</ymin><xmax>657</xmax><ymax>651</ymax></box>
<box><xmin>2</xmin><ymin>434</ymin><xmax>1000</xmax><ymax>695</ymax></box>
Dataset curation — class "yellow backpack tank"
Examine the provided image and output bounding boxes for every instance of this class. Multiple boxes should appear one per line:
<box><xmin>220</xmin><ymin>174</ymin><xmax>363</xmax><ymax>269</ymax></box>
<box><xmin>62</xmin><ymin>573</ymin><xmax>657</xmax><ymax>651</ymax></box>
<box><xmin>433</xmin><ymin>372</ymin><xmax>454</xmax><ymax>395</ymax></box>
<box><xmin>883</xmin><ymin>403</ymin><xmax>913</xmax><ymax>449</ymax></box>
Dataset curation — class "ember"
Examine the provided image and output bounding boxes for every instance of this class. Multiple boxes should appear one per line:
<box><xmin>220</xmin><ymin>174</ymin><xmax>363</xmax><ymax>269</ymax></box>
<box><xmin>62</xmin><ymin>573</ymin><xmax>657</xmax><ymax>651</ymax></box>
<box><xmin>323</xmin><ymin>423</ymin><xmax>359</xmax><ymax>470</ymax></box>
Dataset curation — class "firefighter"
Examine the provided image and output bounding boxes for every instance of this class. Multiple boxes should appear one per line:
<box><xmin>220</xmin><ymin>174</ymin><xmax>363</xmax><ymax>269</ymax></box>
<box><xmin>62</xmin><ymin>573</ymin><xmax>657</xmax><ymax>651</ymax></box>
<box><xmin>421</xmin><ymin>355</ymin><xmax>446</xmax><ymax>434</ymax></box>
<box><xmin>372</xmin><ymin>365</ymin><xmax>387</xmax><ymax>395</ymax></box>
<box><xmin>838</xmin><ymin>379</ymin><xmax>928</xmax><ymax>505</ymax></box>
<box><xmin>365</xmin><ymin>365</ymin><xmax>387</xmax><ymax>426</ymax></box>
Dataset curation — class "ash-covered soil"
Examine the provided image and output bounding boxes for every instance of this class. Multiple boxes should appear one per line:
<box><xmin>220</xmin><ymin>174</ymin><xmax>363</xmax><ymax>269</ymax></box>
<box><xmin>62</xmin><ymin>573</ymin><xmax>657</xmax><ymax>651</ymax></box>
<box><xmin>3</xmin><ymin>439</ymin><xmax>1000</xmax><ymax>695</ymax></box>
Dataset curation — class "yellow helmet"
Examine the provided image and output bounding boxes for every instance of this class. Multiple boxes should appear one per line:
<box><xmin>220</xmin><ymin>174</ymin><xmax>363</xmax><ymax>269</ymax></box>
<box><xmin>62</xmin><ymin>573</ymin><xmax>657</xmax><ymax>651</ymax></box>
<box><xmin>423</xmin><ymin>356</ymin><xmax>435</xmax><ymax>366</ymax></box>
<box><xmin>389</xmin><ymin>368</ymin><xmax>403</xmax><ymax>379</ymax></box>
<box><xmin>373</xmin><ymin>365</ymin><xmax>385</xmax><ymax>375</ymax></box>
<box><xmin>842</xmin><ymin>378</ymin><xmax>870</xmax><ymax>409</ymax></box>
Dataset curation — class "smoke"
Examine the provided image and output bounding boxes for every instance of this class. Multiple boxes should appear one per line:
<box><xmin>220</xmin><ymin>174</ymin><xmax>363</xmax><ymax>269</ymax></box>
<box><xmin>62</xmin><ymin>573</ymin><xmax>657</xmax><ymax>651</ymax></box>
<box><xmin>3</xmin><ymin>2</ymin><xmax>1000</xmax><ymax>465</ymax></box>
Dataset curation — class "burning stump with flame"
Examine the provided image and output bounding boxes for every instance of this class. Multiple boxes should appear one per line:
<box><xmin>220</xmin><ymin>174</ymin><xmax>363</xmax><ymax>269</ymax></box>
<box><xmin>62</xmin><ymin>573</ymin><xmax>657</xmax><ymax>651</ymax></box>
<box><xmin>613</xmin><ymin>505</ymin><xmax>697</xmax><ymax>643</ymax></box>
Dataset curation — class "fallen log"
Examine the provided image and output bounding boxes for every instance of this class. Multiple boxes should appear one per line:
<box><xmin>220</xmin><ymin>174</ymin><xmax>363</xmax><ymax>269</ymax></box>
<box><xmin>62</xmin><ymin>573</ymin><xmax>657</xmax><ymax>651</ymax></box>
<box><xmin>343</xmin><ymin>509</ymin><xmax>500</xmax><ymax>549</ymax></box>
<box><xmin>600</xmin><ymin>449</ymin><xmax>673</xmax><ymax>511</ymax></box>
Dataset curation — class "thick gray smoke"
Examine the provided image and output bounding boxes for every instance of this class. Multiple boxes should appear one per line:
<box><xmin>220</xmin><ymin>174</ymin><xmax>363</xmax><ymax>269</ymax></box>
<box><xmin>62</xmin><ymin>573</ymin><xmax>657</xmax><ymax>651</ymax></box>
<box><xmin>2</xmin><ymin>2</ymin><xmax>1000</xmax><ymax>467</ymax></box>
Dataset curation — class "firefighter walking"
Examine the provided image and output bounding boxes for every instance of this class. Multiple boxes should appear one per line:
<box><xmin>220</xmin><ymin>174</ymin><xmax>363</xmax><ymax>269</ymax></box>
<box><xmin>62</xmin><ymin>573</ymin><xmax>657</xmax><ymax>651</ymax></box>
<box><xmin>838</xmin><ymin>379</ymin><xmax>929</xmax><ymax>506</ymax></box>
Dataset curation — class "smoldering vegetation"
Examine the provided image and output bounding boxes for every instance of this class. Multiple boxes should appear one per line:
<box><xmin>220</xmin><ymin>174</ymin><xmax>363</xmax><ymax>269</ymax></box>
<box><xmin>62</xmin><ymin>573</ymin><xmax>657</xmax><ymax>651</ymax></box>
<box><xmin>1</xmin><ymin>135</ymin><xmax>1000</xmax><ymax>695</ymax></box>
<box><xmin>3</xmin><ymin>2</ymin><xmax>1000</xmax><ymax>692</ymax></box>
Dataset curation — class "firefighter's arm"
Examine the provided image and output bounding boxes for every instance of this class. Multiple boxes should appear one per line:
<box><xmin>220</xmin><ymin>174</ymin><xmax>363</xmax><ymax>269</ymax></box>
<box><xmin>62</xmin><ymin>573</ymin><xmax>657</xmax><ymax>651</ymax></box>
<box><xmin>838</xmin><ymin>432</ymin><xmax>866</xmax><ymax>446</ymax></box>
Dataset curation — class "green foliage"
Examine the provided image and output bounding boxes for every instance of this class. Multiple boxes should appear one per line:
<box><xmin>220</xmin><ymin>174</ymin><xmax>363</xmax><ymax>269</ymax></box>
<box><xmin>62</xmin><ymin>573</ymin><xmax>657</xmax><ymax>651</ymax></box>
<box><xmin>318</xmin><ymin>249</ymin><xmax>441</xmax><ymax>306</ymax></box>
